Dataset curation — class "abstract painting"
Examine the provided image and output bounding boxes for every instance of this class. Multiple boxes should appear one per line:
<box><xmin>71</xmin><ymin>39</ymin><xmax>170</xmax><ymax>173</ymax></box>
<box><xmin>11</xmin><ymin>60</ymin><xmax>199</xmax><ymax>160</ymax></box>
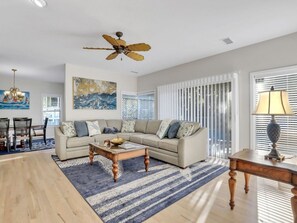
<box><xmin>0</xmin><ymin>90</ymin><xmax>30</xmax><ymax>110</ymax></box>
<box><xmin>73</xmin><ymin>77</ymin><xmax>117</xmax><ymax>110</ymax></box>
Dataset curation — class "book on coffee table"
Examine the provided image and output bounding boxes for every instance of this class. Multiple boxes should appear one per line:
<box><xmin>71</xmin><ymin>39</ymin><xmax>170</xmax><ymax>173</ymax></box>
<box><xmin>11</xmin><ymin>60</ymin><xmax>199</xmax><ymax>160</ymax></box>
<box><xmin>118</xmin><ymin>143</ymin><xmax>145</xmax><ymax>150</ymax></box>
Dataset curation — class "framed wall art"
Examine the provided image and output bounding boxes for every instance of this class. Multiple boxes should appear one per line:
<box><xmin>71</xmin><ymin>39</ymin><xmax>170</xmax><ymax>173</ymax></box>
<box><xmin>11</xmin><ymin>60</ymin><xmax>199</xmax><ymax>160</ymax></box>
<box><xmin>0</xmin><ymin>90</ymin><xmax>30</xmax><ymax>110</ymax></box>
<box><xmin>73</xmin><ymin>77</ymin><xmax>117</xmax><ymax>110</ymax></box>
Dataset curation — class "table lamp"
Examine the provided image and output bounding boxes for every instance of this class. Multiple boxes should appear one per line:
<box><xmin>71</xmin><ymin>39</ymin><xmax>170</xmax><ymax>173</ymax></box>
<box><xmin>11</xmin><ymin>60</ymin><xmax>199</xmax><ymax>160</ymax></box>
<box><xmin>253</xmin><ymin>86</ymin><xmax>294</xmax><ymax>160</ymax></box>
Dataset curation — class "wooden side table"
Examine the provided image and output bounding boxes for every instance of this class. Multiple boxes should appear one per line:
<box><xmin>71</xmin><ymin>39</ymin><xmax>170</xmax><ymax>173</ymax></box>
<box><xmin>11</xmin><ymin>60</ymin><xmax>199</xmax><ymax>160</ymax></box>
<box><xmin>228</xmin><ymin>149</ymin><xmax>297</xmax><ymax>223</ymax></box>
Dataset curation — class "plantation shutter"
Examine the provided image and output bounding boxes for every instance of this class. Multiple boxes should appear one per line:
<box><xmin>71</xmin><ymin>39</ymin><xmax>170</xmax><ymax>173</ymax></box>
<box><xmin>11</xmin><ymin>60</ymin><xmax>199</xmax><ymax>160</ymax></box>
<box><xmin>138</xmin><ymin>92</ymin><xmax>155</xmax><ymax>120</ymax></box>
<box><xmin>122</xmin><ymin>94</ymin><xmax>138</xmax><ymax>120</ymax></box>
<box><xmin>255</xmin><ymin>74</ymin><xmax>297</xmax><ymax>155</ymax></box>
<box><xmin>122</xmin><ymin>92</ymin><xmax>155</xmax><ymax>120</ymax></box>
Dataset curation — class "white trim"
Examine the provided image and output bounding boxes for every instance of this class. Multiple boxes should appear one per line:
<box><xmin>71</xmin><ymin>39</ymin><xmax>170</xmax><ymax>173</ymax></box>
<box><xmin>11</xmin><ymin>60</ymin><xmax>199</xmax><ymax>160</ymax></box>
<box><xmin>249</xmin><ymin>64</ymin><xmax>297</xmax><ymax>149</ymax></box>
<box><xmin>231</xmin><ymin>73</ymin><xmax>239</xmax><ymax>154</ymax></box>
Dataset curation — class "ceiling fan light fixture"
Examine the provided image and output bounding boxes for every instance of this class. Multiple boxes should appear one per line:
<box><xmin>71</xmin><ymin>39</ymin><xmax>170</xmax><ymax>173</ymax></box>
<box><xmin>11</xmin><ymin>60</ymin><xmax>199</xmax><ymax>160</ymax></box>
<box><xmin>31</xmin><ymin>0</ymin><xmax>47</xmax><ymax>8</ymax></box>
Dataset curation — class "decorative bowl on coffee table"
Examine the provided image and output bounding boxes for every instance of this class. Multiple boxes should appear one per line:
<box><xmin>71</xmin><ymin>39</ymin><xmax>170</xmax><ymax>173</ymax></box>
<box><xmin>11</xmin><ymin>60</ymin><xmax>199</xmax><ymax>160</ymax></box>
<box><xmin>110</xmin><ymin>137</ymin><xmax>125</xmax><ymax>146</ymax></box>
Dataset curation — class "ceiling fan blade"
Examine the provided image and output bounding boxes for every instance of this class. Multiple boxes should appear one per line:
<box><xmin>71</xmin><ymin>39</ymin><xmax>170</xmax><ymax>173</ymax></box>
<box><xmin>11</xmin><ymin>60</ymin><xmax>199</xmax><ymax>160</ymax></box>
<box><xmin>83</xmin><ymin>47</ymin><xmax>114</xmax><ymax>50</ymax></box>
<box><xmin>102</xmin><ymin>34</ymin><xmax>119</xmax><ymax>46</ymax></box>
<box><xmin>126</xmin><ymin>43</ymin><xmax>151</xmax><ymax>51</ymax></box>
<box><xmin>106</xmin><ymin>52</ymin><xmax>119</xmax><ymax>60</ymax></box>
<box><xmin>124</xmin><ymin>51</ymin><xmax>144</xmax><ymax>61</ymax></box>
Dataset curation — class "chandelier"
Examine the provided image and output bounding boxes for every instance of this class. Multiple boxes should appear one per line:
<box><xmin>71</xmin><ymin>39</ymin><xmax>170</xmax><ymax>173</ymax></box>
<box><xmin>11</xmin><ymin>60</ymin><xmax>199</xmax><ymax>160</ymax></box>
<box><xmin>4</xmin><ymin>69</ymin><xmax>24</xmax><ymax>100</ymax></box>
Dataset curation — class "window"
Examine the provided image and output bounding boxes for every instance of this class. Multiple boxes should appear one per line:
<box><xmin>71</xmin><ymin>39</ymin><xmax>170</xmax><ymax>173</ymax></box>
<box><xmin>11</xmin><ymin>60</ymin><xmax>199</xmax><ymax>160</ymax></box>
<box><xmin>122</xmin><ymin>94</ymin><xmax>138</xmax><ymax>119</ymax></box>
<box><xmin>122</xmin><ymin>92</ymin><xmax>155</xmax><ymax>120</ymax></box>
<box><xmin>138</xmin><ymin>93</ymin><xmax>155</xmax><ymax>120</ymax></box>
<box><xmin>158</xmin><ymin>73</ymin><xmax>238</xmax><ymax>159</ymax></box>
<box><xmin>251</xmin><ymin>66</ymin><xmax>297</xmax><ymax>155</ymax></box>
<box><xmin>42</xmin><ymin>95</ymin><xmax>62</xmax><ymax>126</ymax></box>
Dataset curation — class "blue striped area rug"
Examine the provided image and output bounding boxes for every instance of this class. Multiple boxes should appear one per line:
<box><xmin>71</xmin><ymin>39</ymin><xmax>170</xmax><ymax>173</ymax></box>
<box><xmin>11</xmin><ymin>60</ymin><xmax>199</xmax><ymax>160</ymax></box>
<box><xmin>52</xmin><ymin>155</ymin><xmax>228</xmax><ymax>223</ymax></box>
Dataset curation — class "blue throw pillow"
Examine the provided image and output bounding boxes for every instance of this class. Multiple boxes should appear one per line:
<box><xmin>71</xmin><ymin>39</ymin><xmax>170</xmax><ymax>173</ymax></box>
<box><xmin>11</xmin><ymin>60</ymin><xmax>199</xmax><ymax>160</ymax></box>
<box><xmin>167</xmin><ymin>122</ymin><xmax>180</xmax><ymax>139</ymax></box>
<box><xmin>103</xmin><ymin>127</ymin><xmax>119</xmax><ymax>134</ymax></box>
<box><xmin>74</xmin><ymin>121</ymin><xmax>89</xmax><ymax>137</ymax></box>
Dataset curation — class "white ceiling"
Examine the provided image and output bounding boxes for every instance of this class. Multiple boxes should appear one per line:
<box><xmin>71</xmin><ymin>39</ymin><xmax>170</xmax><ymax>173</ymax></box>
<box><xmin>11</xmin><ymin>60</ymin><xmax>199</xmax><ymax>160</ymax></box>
<box><xmin>1</xmin><ymin>0</ymin><xmax>297</xmax><ymax>83</ymax></box>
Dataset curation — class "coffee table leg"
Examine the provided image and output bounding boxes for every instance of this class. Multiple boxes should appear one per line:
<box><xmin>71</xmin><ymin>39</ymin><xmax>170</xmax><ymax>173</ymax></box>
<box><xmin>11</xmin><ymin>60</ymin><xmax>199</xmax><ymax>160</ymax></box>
<box><xmin>144</xmin><ymin>148</ymin><xmax>149</xmax><ymax>172</ymax></box>
<box><xmin>291</xmin><ymin>187</ymin><xmax>297</xmax><ymax>223</ymax></box>
<box><xmin>112</xmin><ymin>156</ymin><xmax>119</xmax><ymax>182</ymax></box>
<box><xmin>244</xmin><ymin>173</ymin><xmax>250</xmax><ymax>194</ymax></box>
<box><xmin>229</xmin><ymin>160</ymin><xmax>237</xmax><ymax>210</ymax></box>
<box><xmin>89</xmin><ymin>146</ymin><xmax>94</xmax><ymax>165</ymax></box>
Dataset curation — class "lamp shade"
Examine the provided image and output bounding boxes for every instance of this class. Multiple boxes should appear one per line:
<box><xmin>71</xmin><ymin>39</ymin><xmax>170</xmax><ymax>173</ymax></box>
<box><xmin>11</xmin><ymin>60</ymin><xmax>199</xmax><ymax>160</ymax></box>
<box><xmin>253</xmin><ymin>88</ymin><xmax>294</xmax><ymax>115</ymax></box>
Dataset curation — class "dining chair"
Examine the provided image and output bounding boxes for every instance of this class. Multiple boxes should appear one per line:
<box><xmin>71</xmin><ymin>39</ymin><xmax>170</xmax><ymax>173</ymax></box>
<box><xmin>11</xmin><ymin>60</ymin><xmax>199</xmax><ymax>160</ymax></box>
<box><xmin>13</xmin><ymin>118</ymin><xmax>32</xmax><ymax>150</ymax></box>
<box><xmin>0</xmin><ymin>118</ymin><xmax>10</xmax><ymax>152</ymax></box>
<box><xmin>32</xmin><ymin>117</ymin><xmax>48</xmax><ymax>144</ymax></box>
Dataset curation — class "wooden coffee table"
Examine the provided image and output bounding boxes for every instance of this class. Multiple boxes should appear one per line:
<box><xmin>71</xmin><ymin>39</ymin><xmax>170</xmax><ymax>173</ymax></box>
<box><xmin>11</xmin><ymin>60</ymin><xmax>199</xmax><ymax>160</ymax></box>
<box><xmin>89</xmin><ymin>142</ymin><xmax>150</xmax><ymax>182</ymax></box>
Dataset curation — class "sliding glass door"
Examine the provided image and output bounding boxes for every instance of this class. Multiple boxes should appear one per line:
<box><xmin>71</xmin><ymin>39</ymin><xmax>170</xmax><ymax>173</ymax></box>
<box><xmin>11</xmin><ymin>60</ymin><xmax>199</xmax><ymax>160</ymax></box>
<box><xmin>158</xmin><ymin>73</ymin><xmax>238</xmax><ymax>159</ymax></box>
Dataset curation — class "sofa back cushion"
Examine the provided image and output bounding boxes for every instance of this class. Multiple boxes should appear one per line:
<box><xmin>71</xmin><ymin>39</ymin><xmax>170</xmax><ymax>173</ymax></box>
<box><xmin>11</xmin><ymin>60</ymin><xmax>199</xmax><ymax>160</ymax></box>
<box><xmin>176</xmin><ymin>122</ymin><xmax>200</xmax><ymax>139</ymax></box>
<box><xmin>156</xmin><ymin>119</ymin><xmax>172</xmax><ymax>139</ymax></box>
<box><xmin>61</xmin><ymin>121</ymin><xmax>76</xmax><ymax>137</ymax></box>
<box><xmin>145</xmin><ymin>120</ymin><xmax>162</xmax><ymax>134</ymax></box>
<box><xmin>135</xmin><ymin>120</ymin><xmax>148</xmax><ymax>133</ymax></box>
<box><xmin>97</xmin><ymin>119</ymin><xmax>108</xmax><ymax>133</ymax></box>
<box><xmin>167</xmin><ymin>121</ymin><xmax>180</xmax><ymax>139</ymax></box>
<box><xmin>74</xmin><ymin>121</ymin><xmax>89</xmax><ymax>137</ymax></box>
<box><xmin>86</xmin><ymin>121</ymin><xmax>101</xmax><ymax>136</ymax></box>
<box><xmin>106</xmin><ymin>119</ymin><xmax>122</xmax><ymax>131</ymax></box>
<box><xmin>121</xmin><ymin>120</ymin><xmax>136</xmax><ymax>133</ymax></box>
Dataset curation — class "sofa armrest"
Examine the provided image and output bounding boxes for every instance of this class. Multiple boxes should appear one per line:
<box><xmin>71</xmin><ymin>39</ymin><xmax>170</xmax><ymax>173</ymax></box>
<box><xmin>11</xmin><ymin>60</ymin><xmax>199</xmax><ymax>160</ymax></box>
<box><xmin>177</xmin><ymin>128</ymin><xmax>208</xmax><ymax>168</ymax></box>
<box><xmin>54</xmin><ymin>126</ymin><xmax>68</xmax><ymax>161</ymax></box>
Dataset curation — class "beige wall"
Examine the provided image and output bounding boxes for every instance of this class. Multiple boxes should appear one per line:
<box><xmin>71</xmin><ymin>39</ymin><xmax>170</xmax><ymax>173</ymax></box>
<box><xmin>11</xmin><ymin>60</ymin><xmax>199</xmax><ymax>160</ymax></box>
<box><xmin>0</xmin><ymin>75</ymin><xmax>64</xmax><ymax>138</ymax></box>
<box><xmin>64</xmin><ymin>64</ymin><xmax>137</xmax><ymax>121</ymax></box>
<box><xmin>138</xmin><ymin>32</ymin><xmax>297</xmax><ymax>149</ymax></box>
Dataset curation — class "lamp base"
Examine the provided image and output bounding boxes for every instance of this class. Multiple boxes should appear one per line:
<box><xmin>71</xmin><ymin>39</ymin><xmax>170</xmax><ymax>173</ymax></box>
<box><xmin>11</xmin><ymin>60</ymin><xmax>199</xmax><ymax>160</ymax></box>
<box><xmin>264</xmin><ymin>148</ymin><xmax>285</xmax><ymax>161</ymax></box>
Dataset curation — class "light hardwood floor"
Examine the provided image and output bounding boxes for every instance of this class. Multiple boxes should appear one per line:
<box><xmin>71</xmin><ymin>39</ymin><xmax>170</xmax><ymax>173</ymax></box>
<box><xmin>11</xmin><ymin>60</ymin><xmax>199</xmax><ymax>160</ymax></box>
<box><xmin>0</xmin><ymin>149</ymin><xmax>293</xmax><ymax>223</ymax></box>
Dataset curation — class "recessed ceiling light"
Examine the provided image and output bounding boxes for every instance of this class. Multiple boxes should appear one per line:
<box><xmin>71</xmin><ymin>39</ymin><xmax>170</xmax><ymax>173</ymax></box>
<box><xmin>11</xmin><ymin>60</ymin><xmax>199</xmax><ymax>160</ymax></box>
<box><xmin>222</xmin><ymin>37</ymin><xmax>233</xmax><ymax>45</ymax></box>
<box><xmin>31</xmin><ymin>0</ymin><xmax>47</xmax><ymax>8</ymax></box>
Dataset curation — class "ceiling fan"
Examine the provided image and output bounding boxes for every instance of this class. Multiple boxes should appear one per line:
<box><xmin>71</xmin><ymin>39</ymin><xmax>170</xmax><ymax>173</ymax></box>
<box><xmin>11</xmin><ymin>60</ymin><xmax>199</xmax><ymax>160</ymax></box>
<box><xmin>83</xmin><ymin>32</ymin><xmax>151</xmax><ymax>61</ymax></box>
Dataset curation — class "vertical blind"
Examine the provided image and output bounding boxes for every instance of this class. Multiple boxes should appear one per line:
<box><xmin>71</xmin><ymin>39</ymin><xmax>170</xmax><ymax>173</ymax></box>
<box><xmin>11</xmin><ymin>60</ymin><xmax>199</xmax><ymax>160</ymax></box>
<box><xmin>254</xmin><ymin>74</ymin><xmax>297</xmax><ymax>155</ymax></box>
<box><xmin>158</xmin><ymin>74</ymin><xmax>236</xmax><ymax>158</ymax></box>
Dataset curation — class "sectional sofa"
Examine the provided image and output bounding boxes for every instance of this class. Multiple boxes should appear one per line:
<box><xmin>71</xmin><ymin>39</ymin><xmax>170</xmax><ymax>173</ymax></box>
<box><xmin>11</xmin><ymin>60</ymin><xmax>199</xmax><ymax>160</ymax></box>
<box><xmin>55</xmin><ymin>119</ymin><xmax>208</xmax><ymax>168</ymax></box>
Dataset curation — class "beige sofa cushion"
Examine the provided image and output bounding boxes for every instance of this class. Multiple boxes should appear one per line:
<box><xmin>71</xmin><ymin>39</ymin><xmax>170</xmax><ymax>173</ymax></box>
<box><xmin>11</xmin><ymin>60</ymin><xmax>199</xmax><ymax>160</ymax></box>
<box><xmin>158</xmin><ymin>138</ymin><xmax>179</xmax><ymax>153</ymax></box>
<box><xmin>97</xmin><ymin>119</ymin><xmax>108</xmax><ymax>133</ymax></box>
<box><xmin>93</xmin><ymin>134</ymin><xmax>116</xmax><ymax>144</ymax></box>
<box><xmin>66</xmin><ymin>136</ymin><xmax>94</xmax><ymax>148</ymax></box>
<box><xmin>106</xmin><ymin>120</ymin><xmax>122</xmax><ymax>131</ymax></box>
<box><xmin>130</xmin><ymin>134</ymin><xmax>148</xmax><ymax>144</ymax></box>
<box><xmin>145</xmin><ymin>120</ymin><xmax>162</xmax><ymax>134</ymax></box>
<box><xmin>116</xmin><ymin>132</ymin><xmax>144</xmax><ymax>141</ymax></box>
<box><xmin>142</xmin><ymin>134</ymin><xmax>161</xmax><ymax>148</ymax></box>
<box><xmin>135</xmin><ymin>120</ymin><xmax>148</xmax><ymax>133</ymax></box>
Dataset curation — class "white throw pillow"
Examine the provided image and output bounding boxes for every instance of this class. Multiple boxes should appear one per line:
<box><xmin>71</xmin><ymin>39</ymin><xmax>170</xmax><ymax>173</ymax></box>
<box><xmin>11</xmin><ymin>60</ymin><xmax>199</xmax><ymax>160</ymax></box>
<box><xmin>61</xmin><ymin>121</ymin><xmax>77</xmax><ymax>137</ymax></box>
<box><xmin>121</xmin><ymin>120</ymin><xmax>136</xmax><ymax>133</ymax></box>
<box><xmin>176</xmin><ymin>122</ymin><xmax>195</xmax><ymax>139</ymax></box>
<box><xmin>156</xmin><ymin>119</ymin><xmax>172</xmax><ymax>139</ymax></box>
<box><xmin>86</xmin><ymin>121</ymin><xmax>101</xmax><ymax>136</ymax></box>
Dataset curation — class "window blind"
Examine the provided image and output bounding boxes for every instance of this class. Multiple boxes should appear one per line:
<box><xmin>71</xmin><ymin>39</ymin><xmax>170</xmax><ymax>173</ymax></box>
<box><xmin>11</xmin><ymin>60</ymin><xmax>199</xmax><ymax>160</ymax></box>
<box><xmin>158</xmin><ymin>73</ymin><xmax>237</xmax><ymax>158</ymax></box>
<box><xmin>122</xmin><ymin>92</ymin><xmax>155</xmax><ymax>120</ymax></box>
<box><xmin>138</xmin><ymin>93</ymin><xmax>155</xmax><ymax>120</ymax></box>
<box><xmin>255</xmin><ymin>74</ymin><xmax>297</xmax><ymax>155</ymax></box>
